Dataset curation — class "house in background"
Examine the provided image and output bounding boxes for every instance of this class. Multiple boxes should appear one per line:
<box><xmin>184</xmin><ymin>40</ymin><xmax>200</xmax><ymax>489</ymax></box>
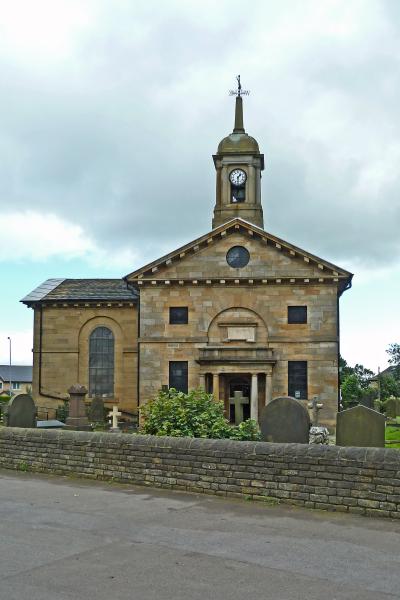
<box><xmin>0</xmin><ymin>365</ymin><xmax>33</xmax><ymax>396</ymax></box>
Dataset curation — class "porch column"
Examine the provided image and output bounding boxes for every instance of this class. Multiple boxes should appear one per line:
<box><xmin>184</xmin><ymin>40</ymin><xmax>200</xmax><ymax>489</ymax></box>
<box><xmin>199</xmin><ymin>373</ymin><xmax>206</xmax><ymax>390</ymax></box>
<box><xmin>265</xmin><ymin>372</ymin><xmax>273</xmax><ymax>406</ymax></box>
<box><xmin>212</xmin><ymin>373</ymin><xmax>220</xmax><ymax>401</ymax></box>
<box><xmin>250</xmin><ymin>373</ymin><xmax>258</xmax><ymax>422</ymax></box>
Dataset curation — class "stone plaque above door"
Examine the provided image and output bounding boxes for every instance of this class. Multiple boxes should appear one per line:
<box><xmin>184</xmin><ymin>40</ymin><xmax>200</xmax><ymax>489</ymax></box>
<box><xmin>226</xmin><ymin>325</ymin><xmax>256</xmax><ymax>342</ymax></box>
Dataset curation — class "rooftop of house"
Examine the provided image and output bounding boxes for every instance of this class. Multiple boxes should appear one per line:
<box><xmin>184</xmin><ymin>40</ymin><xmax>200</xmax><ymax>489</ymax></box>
<box><xmin>0</xmin><ymin>365</ymin><xmax>33</xmax><ymax>383</ymax></box>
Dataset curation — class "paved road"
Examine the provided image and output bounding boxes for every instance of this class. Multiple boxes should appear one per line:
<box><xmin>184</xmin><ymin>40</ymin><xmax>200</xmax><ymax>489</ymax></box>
<box><xmin>0</xmin><ymin>469</ymin><xmax>399</xmax><ymax>600</ymax></box>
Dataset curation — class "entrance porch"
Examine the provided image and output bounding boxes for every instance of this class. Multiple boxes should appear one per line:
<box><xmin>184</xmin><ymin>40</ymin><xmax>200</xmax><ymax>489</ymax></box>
<box><xmin>197</xmin><ymin>346</ymin><xmax>276</xmax><ymax>423</ymax></box>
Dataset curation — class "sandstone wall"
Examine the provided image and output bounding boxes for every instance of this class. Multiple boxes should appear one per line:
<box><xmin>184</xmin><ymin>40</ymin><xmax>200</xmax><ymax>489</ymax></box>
<box><xmin>32</xmin><ymin>305</ymin><xmax>138</xmax><ymax>413</ymax></box>
<box><xmin>1</xmin><ymin>428</ymin><xmax>398</xmax><ymax>520</ymax></box>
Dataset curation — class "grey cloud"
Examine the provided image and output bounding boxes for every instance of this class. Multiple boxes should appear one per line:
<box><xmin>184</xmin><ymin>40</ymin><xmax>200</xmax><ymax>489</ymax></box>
<box><xmin>0</xmin><ymin>1</ymin><xmax>399</xmax><ymax>272</ymax></box>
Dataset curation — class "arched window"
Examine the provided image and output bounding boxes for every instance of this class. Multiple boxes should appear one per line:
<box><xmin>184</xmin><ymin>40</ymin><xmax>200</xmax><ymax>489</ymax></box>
<box><xmin>89</xmin><ymin>327</ymin><xmax>114</xmax><ymax>397</ymax></box>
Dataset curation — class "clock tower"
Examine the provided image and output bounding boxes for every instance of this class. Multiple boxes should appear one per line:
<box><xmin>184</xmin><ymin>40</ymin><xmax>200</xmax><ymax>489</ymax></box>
<box><xmin>212</xmin><ymin>79</ymin><xmax>264</xmax><ymax>229</ymax></box>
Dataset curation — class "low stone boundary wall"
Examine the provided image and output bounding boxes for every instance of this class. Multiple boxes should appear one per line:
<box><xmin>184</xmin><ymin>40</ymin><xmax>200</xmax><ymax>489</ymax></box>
<box><xmin>1</xmin><ymin>428</ymin><xmax>400</xmax><ymax>519</ymax></box>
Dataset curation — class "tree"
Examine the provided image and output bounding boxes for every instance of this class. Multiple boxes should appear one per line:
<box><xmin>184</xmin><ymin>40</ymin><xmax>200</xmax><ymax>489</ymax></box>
<box><xmin>353</xmin><ymin>364</ymin><xmax>374</xmax><ymax>389</ymax></box>
<box><xmin>387</xmin><ymin>343</ymin><xmax>400</xmax><ymax>379</ymax></box>
<box><xmin>140</xmin><ymin>387</ymin><xmax>260</xmax><ymax>441</ymax></box>
<box><xmin>380</xmin><ymin>375</ymin><xmax>400</xmax><ymax>401</ymax></box>
<box><xmin>339</xmin><ymin>355</ymin><xmax>354</xmax><ymax>383</ymax></box>
<box><xmin>341</xmin><ymin>374</ymin><xmax>363</xmax><ymax>407</ymax></box>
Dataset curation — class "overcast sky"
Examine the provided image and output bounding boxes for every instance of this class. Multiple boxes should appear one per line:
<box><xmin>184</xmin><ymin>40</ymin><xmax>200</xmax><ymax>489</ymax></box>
<box><xmin>0</xmin><ymin>0</ymin><xmax>399</xmax><ymax>371</ymax></box>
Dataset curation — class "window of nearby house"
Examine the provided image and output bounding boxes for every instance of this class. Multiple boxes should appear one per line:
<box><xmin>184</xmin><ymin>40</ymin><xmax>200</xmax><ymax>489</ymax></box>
<box><xmin>288</xmin><ymin>361</ymin><xmax>308</xmax><ymax>399</ymax></box>
<box><xmin>288</xmin><ymin>306</ymin><xmax>307</xmax><ymax>324</ymax></box>
<box><xmin>11</xmin><ymin>382</ymin><xmax>20</xmax><ymax>390</ymax></box>
<box><xmin>89</xmin><ymin>327</ymin><xmax>114</xmax><ymax>397</ymax></box>
<box><xmin>169</xmin><ymin>361</ymin><xmax>188</xmax><ymax>393</ymax></box>
<box><xmin>169</xmin><ymin>307</ymin><xmax>188</xmax><ymax>324</ymax></box>
<box><xmin>0</xmin><ymin>381</ymin><xmax>3</xmax><ymax>391</ymax></box>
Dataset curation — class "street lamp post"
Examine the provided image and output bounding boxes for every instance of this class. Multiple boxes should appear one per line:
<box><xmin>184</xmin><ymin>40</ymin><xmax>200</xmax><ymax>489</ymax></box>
<box><xmin>7</xmin><ymin>337</ymin><xmax>11</xmax><ymax>397</ymax></box>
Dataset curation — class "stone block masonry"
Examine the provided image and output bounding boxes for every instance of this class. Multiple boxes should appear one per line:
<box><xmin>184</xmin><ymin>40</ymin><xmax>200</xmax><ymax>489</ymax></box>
<box><xmin>1</xmin><ymin>428</ymin><xmax>400</xmax><ymax>519</ymax></box>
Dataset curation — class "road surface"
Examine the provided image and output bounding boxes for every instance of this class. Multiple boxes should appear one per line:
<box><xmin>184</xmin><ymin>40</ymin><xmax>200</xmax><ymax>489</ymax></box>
<box><xmin>0</xmin><ymin>469</ymin><xmax>399</xmax><ymax>599</ymax></box>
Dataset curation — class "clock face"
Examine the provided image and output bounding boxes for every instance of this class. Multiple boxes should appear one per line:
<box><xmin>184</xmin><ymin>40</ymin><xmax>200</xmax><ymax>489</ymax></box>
<box><xmin>226</xmin><ymin>246</ymin><xmax>250</xmax><ymax>268</ymax></box>
<box><xmin>229</xmin><ymin>169</ymin><xmax>247</xmax><ymax>186</ymax></box>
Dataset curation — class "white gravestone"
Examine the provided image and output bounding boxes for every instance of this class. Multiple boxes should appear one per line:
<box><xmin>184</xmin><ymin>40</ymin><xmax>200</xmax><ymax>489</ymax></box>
<box><xmin>108</xmin><ymin>406</ymin><xmax>121</xmax><ymax>431</ymax></box>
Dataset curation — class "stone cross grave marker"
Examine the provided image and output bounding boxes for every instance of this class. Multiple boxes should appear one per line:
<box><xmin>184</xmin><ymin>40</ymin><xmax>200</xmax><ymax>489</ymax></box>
<box><xmin>90</xmin><ymin>396</ymin><xmax>105</xmax><ymax>423</ymax></box>
<box><xmin>336</xmin><ymin>405</ymin><xmax>385</xmax><ymax>447</ymax></box>
<box><xmin>108</xmin><ymin>406</ymin><xmax>121</xmax><ymax>431</ymax></box>
<box><xmin>260</xmin><ymin>396</ymin><xmax>310</xmax><ymax>443</ymax></box>
<box><xmin>307</xmin><ymin>396</ymin><xmax>323</xmax><ymax>425</ymax></box>
<box><xmin>5</xmin><ymin>394</ymin><xmax>36</xmax><ymax>428</ymax></box>
<box><xmin>229</xmin><ymin>390</ymin><xmax>249</xmax><ymax>425</ymax></box>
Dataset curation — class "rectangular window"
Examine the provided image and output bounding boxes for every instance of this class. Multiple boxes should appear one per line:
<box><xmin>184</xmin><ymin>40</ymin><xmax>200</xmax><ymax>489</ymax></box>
<box><xmin>288</xmin><ymin>306</ymin><xmax>307</xmax><ymax>324</ymax></box>
<box><xmin>169</xmin><ymin>361</ymin><xmax>188</xmax><ymax>393</ymax></box>
<box><xmin>0</xmin><ymin>381</ymin><xmax>3</xmax><ymax>390</ymax></box>
<box><xmin>12</xmin><ymin>382</ymin><xmax>21</xmax><ymax>390</ymax></box>
<box><xmin>169</xmin><ymin>307</ymin><xmax>188</xmax><ymax>324</ymax></box>
<box><xmin>288</xmin><ymin>361</ymin><xmax>308</xmax><ymax>399</ymax></box>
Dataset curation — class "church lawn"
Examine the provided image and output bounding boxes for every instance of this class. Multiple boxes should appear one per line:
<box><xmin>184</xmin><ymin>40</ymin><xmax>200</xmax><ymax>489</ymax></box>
<box><xmin>385</xmin><ymin>425</ymin><xmax>400</xmax><ymax>447</ymax></box>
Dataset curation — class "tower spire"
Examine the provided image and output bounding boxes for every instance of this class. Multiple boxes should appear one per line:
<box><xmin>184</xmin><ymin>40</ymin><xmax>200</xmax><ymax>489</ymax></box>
<box><xmin>230</xmin><ymin>75</ymin><xmax>248</xmax><ymax>133</ymax></box>
<box><xmin>234</xmin><ymin>97</ymin><xmax>245</xmax><ymax>133</ymax></box>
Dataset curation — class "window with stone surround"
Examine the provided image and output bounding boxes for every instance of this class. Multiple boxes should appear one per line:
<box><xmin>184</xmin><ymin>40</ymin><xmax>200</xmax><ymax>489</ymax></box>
<box><xmin>89</xmin><ymin>326</ymin><xmax>114</xmax><ymax>397</ymax></box>
<box><xmin>288</xmin><ymin>361</ymin><xmax>308</xmax><ymax>399</ymax></box>
<box><xmin>288</xmin><ymin>306</ymin><xmax>307</xmax><ymax>324</ymax></box>
<box><xmin>169</xmin><ymin>307</ymin><xmax>188</xmax><ymax>324</ymax></box>
<box><xmin>169</xmin><ymin>361</ymin><xmax>188</xmax><ymax>393</ymax></box>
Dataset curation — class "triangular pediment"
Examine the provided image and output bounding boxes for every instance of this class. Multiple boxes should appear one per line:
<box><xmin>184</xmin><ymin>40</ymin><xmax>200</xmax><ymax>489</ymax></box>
<box><xmin>124</xmin><ymin>218</ymin><xmax>352</xmax><ymax>294</ymax></box>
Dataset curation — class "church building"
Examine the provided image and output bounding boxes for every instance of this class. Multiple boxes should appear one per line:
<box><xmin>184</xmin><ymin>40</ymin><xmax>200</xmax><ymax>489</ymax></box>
<box><xmin>22</xmin><ymin>87</ymin><xmax>352</xmax><ymax>428</ymax></box>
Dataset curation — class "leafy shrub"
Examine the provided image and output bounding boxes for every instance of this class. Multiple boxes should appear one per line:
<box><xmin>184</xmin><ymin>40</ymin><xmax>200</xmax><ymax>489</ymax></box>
<box><xmin>56</xmin><ymin>400</ymin><xmax>69</xmax><ymax>423</ymax></box>
<box><xmin>140</xmin><ymin>388</ymin><xmax>260</xmax><ymax>441</ymax></box>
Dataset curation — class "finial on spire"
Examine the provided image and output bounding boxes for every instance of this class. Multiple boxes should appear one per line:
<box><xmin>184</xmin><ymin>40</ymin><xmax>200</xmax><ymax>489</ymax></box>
<box><xmin>229</xmin><ymin>75</ymin><xmax>250</xmax><ymax>98</ymax></box>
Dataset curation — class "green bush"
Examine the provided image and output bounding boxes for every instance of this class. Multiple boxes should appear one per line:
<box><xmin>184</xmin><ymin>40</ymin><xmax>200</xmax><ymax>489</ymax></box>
<box><xmin>140</xmin><ymin>388</ymin><xmax>260</xmax><ymax>441</ymax></box>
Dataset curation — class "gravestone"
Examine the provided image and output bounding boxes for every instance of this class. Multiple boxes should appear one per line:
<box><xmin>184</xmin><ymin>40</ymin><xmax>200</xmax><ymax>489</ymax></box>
<box><xmin>260</xmin><ymin>396</ymin><xmax>310</xmax><ymax>443</ymax></box>
<box><xmin>37</xmin><ymin>419</ymin><xmax>66</xmax><ymax>429</ymax></box>
<box><xmin>336</xmin><ymin>405</ymin><xmax>385</xmax><ymax>448</ymax></box>
<box><xmin>359</xmin><ymin>389</ymin><xmax>375</xmax><ymax>410</ymax></box>
<box><xmin>108</xmin><ymin>405</ymin><xmax>121</xmax><ymax>432</ymax></box>
<box><xmin>229</xmin><ymin>390</ymin><xmax>249</xmax><ymax>425</ymax></box>
<box><xmin>385</xmin><ymin>397</ymin><xmax>400</xmax><ymax>419</ymax></box>
<box><xmin>65</xmin><ymin>384</ymin><xmax>91</xmax><ymax>430</ymax></box>
<box><xmin>5</xmin><ymin>394</ymin><xmax>36</xmax><ymax>428</ymax></box>
<box><xmin>307</xmin><ymin>396</ymin><xmax>323</xmax><ymax>425</ymax></box>
<box><xmin>90</xmin><ymin>396</ymin><xmax>105</xmax><ymax>423</ymax></box>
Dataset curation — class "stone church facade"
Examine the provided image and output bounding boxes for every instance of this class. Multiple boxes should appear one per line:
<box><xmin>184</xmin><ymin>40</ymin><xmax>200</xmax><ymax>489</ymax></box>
<box><xmin>22</xmin><ymin>94</ymin><xmax>352</xmax><ymax>428</ymax></box>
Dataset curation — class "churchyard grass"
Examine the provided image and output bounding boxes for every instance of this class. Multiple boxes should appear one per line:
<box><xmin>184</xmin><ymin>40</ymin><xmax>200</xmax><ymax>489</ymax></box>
<box><xmin>385</xmin><ymin>425</ymin><xmax>400</xmax><ymax>448</ymax></box>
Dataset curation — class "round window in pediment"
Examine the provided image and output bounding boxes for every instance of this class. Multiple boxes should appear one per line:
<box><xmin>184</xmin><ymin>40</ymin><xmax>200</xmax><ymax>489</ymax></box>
<box><xmin>226</xmin><ymin>246</ymin><xmax>250</xmax><ymax>268</ymax></box>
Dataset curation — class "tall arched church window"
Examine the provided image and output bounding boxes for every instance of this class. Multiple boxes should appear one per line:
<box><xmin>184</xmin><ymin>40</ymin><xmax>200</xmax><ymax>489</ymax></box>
<box><xmin>89</xmin><ymin>327</ymin><xmax>114</xmax><ymax>397</ymax></box>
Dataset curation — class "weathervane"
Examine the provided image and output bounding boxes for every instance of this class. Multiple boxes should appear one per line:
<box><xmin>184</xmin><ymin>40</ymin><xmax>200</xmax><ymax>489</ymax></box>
<box><xmin>229</xmin><ymin>75</ymin><xmax>250</xmax><ymax>97</ymax></box>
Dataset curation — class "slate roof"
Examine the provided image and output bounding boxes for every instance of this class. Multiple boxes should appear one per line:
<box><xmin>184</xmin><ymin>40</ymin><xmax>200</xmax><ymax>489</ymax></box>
<box><xmin>21</xmin><ymin>279</ymin><xmax>138</xmax><ymax>305</ymax></box>
<box><xmin>0</xmin><ymin>365</ymin><xmax>32</xmax><ymax>382</ymax></box>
